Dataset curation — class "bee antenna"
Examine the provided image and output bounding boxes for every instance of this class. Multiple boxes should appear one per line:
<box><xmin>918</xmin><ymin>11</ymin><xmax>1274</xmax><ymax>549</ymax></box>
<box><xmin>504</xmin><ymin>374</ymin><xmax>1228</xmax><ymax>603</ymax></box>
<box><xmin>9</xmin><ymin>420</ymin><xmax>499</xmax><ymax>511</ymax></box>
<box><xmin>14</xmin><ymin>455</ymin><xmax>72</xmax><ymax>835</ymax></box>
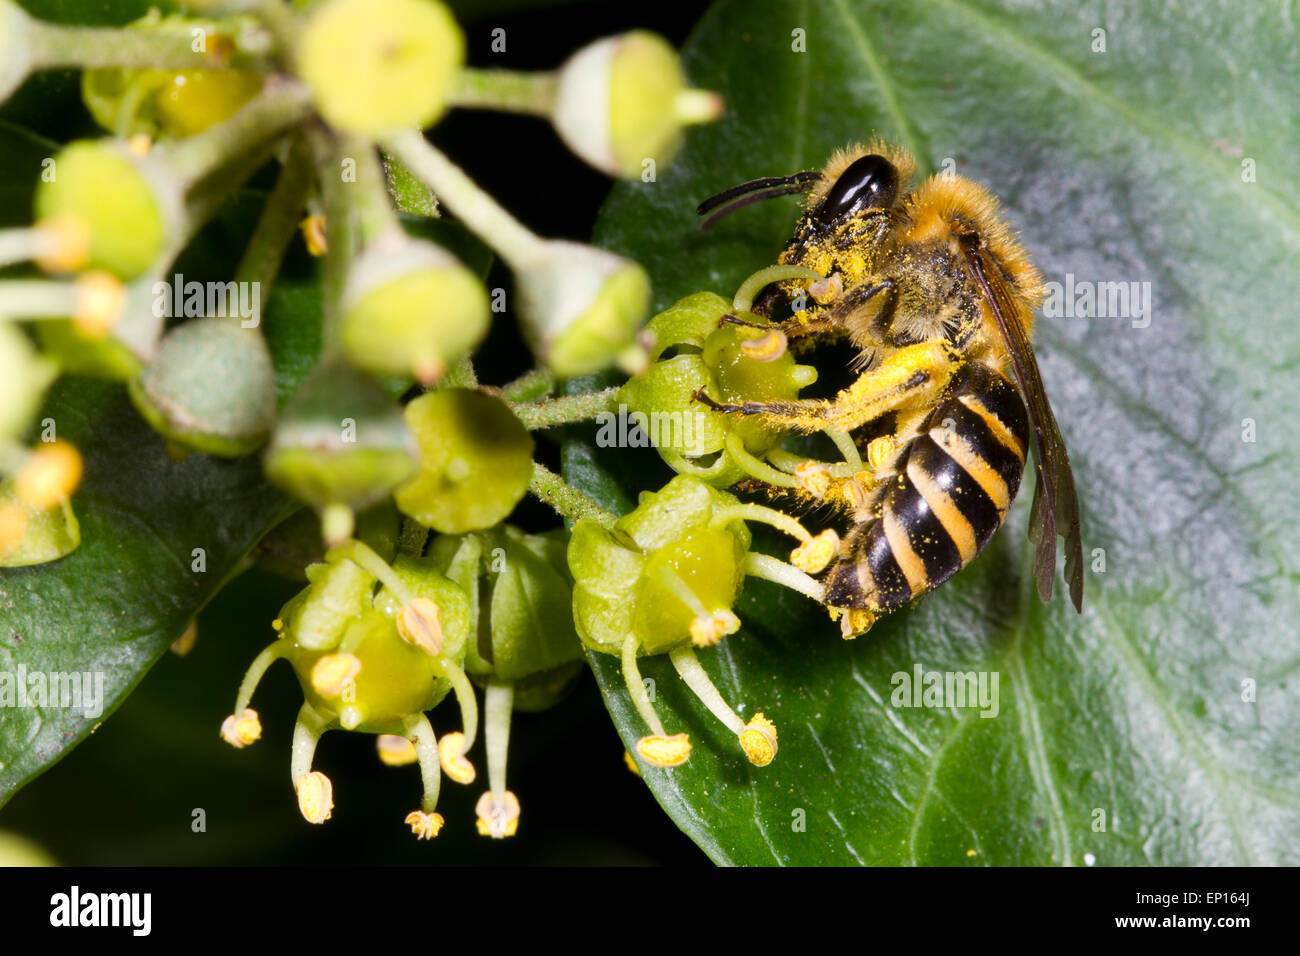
<box><xmin>696</xmin><ymin>171</ymin><xmax>821</xmax><ymax>229</ymax></box>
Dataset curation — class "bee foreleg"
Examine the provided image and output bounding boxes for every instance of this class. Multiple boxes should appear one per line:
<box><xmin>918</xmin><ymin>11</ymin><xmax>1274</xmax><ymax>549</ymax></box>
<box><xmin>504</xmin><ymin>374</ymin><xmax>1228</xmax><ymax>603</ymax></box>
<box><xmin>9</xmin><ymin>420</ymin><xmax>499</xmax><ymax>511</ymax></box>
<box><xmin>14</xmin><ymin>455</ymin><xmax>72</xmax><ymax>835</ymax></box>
<box><xmin>696</xmin><ymin>342</ymin><xmax>959</xmax><ymax>434</ymax></box>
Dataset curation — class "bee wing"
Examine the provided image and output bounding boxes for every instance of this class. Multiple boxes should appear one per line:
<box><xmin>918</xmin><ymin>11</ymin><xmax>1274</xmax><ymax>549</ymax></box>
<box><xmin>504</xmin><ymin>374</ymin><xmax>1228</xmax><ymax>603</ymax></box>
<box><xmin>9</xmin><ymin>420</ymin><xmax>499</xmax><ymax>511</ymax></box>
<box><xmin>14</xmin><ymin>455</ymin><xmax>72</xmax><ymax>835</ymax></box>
<box><xmin>960</xmin><ymin>239</ymin><xmax>1084</xmax><ymax>612</ymax></box>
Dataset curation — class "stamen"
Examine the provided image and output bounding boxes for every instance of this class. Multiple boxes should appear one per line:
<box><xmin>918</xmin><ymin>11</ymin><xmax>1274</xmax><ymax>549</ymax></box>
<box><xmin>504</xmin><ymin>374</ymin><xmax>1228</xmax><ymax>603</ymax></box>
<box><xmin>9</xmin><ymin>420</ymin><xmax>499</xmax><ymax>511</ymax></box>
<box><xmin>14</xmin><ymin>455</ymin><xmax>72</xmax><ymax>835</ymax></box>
<box><xmin>405</xmin><ymin>712</ymin><xmax>443</xmax><ymax>817</ymax></box>
<box><xmin>668</xmin><ymin>645</ymin><xmax>744</xmax><ymax>736</ymax></box>
<box><xmin>220</xmin><ymin>708</ymin><xmax>262</xmax><ymax>748</ymax></box>
<box><xmin>723</xmin><ymin>431</ymin><xmax>798</xmax><ymax>487</ymax></box>
<box><xmin>475</xmin><ymin>790</ymin><xmax>521</xmax><ymax>839</ymax></box>
<box><xmin>232</xmin><ymin>643</ymin><xmax>288</xmax><ymax>715</ymax></box>
<box><xmin>826</xmin><ymin>427</ymin><xmax>864</xmax><ymax>472</ymax></box>
<box><xmin>310</xmin><ymin>652</ymin><xmax>361</xmax><ymax>697</ymax></box>
<box><xmin>397</xmin><ymin>597</ymin><xmax>443</xmax><ymax>655</ymax></box>
<box><xmin>438</xmin><ymin>732</ymin><xmax>476</xmax><ymax>784</ymax></box>
<box><xmin>295</xmin><ymin>771</ymin><xmax>334</xmax><ymax>824</ymax></box>
<box><xmin>621</xmin><ymin>633</ymin><xmax>666</xmax><ymax>738</ymax></box>
<box><xmin>739</xmin><ymin>713</ymin><xmax>778</xmax><ymax>766</ymax></box>
<box><xmin>790</xmin><ymin>528</ymin><xmax>840</xmax><ymax>573</ymax></box>
<box><xmin>709</xmin><ymin>502</ymin><xmax>812</xmax><ymax>543</ymax></box>
<box><xmin>731</xmin><ymin>264</ymin><xmax>824</xmax><ymax>313</ymax></box>
<box><xmin>743</xmin><ymin>552</ymin><xmax>826</xmax><ymax>603</ymax></box>
<box><xmin>635</xmin><ymin>734</ymin><xmax>691</xmax><ymax>767</ymax></box>
<box><xmin>689</xmin><ymin>609</ymin><xmax>740</xmax><ymax>647</ymax></box>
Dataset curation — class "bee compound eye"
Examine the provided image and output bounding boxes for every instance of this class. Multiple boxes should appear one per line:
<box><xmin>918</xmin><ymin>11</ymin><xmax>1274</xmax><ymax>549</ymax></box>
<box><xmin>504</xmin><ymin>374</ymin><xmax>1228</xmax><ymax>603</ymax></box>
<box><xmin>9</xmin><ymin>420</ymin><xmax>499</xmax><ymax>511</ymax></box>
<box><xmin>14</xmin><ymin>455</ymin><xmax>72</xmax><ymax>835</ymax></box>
<box><xmin>814</xmin><ymin>154</ymin><xmax>898</xmax><ymax>226</ymax></box>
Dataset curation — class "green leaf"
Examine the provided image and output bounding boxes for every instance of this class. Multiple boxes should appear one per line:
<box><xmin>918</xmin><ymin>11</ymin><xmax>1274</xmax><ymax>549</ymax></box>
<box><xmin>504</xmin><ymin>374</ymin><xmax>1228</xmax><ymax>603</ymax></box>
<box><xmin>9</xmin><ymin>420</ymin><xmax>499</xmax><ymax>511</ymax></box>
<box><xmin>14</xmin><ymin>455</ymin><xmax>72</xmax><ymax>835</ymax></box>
<box><xmin>0</xmin><ymin>378</ymin><xmax>293</xmax><ymax>805</ymax></box>
<box><xmin>579</xmin><ymin>0</ymin><xmax>1300</xmax><ymax>865</ymax></box>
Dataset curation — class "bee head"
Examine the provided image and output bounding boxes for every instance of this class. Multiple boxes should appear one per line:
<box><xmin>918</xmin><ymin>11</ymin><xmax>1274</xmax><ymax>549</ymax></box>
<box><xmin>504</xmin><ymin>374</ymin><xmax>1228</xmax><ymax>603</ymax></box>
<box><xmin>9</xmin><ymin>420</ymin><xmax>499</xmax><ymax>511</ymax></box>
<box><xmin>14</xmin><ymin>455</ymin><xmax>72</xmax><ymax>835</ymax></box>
<box><xmin>812</xmin><ymin>154</ymin><xmax>898</xmax><ymax>227</ymax></box>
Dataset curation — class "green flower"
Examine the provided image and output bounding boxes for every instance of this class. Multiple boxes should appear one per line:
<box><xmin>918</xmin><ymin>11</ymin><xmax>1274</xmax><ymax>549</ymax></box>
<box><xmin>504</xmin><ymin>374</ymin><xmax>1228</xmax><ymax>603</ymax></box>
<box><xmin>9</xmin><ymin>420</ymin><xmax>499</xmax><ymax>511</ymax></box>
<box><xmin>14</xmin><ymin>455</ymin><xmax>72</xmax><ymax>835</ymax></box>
<box><xmin>617</xmin><ymin>292</ymin><xmax>816</xmax><ymax>485</ymax></box>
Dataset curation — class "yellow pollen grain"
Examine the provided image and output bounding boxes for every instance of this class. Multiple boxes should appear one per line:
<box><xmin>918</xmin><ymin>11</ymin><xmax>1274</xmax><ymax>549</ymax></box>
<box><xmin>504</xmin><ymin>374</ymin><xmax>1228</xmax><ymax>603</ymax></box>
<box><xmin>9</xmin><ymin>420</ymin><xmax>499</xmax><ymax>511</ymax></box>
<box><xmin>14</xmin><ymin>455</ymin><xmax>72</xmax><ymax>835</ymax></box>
<box><xmin>741</xmin><ymin>330</ymin><xmax>788</xmax><ymax>362</ymax></box>
<box><xmin>438</xmin><ymin>732</ymin><xmax>476</xmax><ymax>784</ymax></box>
<box><xmin>295</xmin><ymin>771</ymin><xmax>334</xmax><ymax>824</ymax></box>
<box><xmin>739</xmin><ymin>712</ymin><xmax>777</xmax><ymax>766</ymax></box>
<box><xmin>636</xmin><ymin>733</ymin><xmax>692</xmax><ymax>767</ymax></box>
<box><xmin>376</xmin><ymin>734</ymin><xmax>418</xmax><ymax>767</ymax></box>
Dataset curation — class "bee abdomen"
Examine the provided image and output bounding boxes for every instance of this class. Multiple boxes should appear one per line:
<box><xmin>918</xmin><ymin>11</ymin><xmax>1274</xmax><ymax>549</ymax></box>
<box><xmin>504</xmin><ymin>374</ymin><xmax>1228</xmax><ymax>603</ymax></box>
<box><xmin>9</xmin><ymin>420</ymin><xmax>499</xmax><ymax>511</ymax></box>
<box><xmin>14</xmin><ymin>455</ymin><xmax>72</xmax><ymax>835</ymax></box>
<box><xmin>825</xmin><ymin>367</ymin><xmax>1029</xmax><ymax>612</ymax></box>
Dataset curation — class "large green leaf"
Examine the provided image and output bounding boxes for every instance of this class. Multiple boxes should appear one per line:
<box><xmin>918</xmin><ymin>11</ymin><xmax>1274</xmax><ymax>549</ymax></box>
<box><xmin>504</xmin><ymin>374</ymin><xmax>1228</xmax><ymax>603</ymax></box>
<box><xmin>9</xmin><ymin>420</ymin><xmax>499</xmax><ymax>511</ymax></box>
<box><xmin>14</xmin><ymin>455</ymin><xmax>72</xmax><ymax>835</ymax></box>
<box><xmin>0</xmin><ymin>379</ymin><xmax>293</xmax><ymax>804</ymax></box>
<box><xmin>579</xmin><ymin>0</ymin><xmax>1300</xmax><ymax>865</ymax></box>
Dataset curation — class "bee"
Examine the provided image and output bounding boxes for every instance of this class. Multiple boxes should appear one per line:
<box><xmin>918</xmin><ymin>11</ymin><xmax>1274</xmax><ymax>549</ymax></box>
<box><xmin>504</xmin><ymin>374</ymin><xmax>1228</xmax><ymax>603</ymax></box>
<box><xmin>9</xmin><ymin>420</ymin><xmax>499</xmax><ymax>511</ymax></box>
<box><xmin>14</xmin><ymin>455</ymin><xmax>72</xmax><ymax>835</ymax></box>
<box><xmin>694</xmin><ymin>139</ymin><xmax>1083</xmax><ymax>635</ymax></box>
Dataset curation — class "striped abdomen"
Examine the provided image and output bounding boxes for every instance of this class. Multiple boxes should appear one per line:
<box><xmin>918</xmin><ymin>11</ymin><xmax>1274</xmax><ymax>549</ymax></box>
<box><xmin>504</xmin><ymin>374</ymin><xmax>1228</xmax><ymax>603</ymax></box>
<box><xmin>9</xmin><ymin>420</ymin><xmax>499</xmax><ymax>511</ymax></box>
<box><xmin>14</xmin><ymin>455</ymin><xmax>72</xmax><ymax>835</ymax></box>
<box><xmin>825</xmin><ymin>363</ymin><xmax>1030</xmax><ymax>612</ymax></box>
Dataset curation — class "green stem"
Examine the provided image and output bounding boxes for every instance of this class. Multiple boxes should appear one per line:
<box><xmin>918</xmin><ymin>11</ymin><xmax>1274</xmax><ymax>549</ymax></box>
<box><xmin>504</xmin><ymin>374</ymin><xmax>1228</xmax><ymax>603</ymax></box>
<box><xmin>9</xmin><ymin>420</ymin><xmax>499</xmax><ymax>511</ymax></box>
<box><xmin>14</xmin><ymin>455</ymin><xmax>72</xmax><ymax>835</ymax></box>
<box><xmin>511</xmin><ymin>387</ymin><xmax>616</xmax><ymax>430</ymax></box>
<box><xmin>527</xmin><ymin>461</ymin><xmax>616</xmax><ymax>527</ymax></box>
<box><xmin>26</xmin><ymin>18</ymin><xmax>230</xmax><ymax>72</ymax></box>
<box><xmin>160</xmin><ymin>82</ymin><xmax>312</xmax><ymax>188</ymax></box>
<box><xmin>449</xmin><ymin>68</ymin><xmax>558</xmax><ymax>116</ymax></box>
<box><xmin>332</xmin><ymin>539</ymin><xmax>413</xmax><ymax>605</ymax></box>
<box><xmin>405</xmin><ymin>712</ymin><xmax>443</xmax><ymax>813</ymax></box>
<box><xmin>381</xmin><ymin>130</ymin><xmax>545</xmax><ymax>269</ymax></box>
<box><xmin>397</xmin><ymin>517</ymin><xmax>429</xmax><ymax>558</ymax></box>
<box><xmin>0</xmin><ymin>280</ymin><xmax>78</xmax><ymax>320</ymax></box>
<box><xmin>442</xmin><ymin>660</ymin><xmax>479</xmax><ymax>753</ymax></box>
<box><xmin>233</xmin><ymin>642</ymin><xmax>286</xmax><ymax>713</ymax></box>
<box><xmin>621</xmin><ymin>634</ymin><xmax>665</xmax><ymax>737</ymax></box>
<box><xmin>348</xmin><ymin>138</ymin><xmax>401</xmax><ymax>245</ymax></box>
<box><xmin>308</xmin><ymin>124</ymin><xmax>356</xmax><ymax>349</ymax></box>
<box><xmin>725</xmin><ymin>431</ymin><xmax>797</xmax><ymax>487</ymax></box>
<box><xmin>669</xmin><ymin>646</ymin><xmax>744</xmax><ymax>735</ymax></box>
<box><xmin>501</xmin><ymin>367</ymin><xmax>555</xmax><ymax>403</ymax></box>
<box><xmin>484</xmin><ymin>681</ymin><xmax>514</xmax><ymax>802</ymax></box>
<box><xmin>443</xmin><ymin>355</ymin><xmax>478</xmax><ymax>388</ymax></box>
<box><xmin>233</xmin><ymin>136</ymin><xmax>312</xmax><ymax>311</ymax></box>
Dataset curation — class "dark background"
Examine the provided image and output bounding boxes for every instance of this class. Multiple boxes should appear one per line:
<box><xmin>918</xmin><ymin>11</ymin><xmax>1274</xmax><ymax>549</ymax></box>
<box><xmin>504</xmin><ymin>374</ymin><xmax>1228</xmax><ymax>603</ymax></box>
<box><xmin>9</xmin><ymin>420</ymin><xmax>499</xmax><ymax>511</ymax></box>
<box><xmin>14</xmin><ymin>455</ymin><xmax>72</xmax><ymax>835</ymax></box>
<box><xmin>0</xmin><ymin>0</ymin><xmax>717</xmax><ymax>866</ymax></box>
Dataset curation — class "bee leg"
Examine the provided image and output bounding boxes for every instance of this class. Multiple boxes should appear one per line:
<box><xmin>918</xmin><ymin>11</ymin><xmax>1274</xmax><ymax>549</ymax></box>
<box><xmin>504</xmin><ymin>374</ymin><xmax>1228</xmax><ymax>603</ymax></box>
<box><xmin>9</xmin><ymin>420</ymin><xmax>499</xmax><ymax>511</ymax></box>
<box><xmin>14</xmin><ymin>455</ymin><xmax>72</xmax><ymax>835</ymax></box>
<box><xmin>695</xmin><ymin>341</ymin><xmax>959</xmax><ymax>434</ymax></box>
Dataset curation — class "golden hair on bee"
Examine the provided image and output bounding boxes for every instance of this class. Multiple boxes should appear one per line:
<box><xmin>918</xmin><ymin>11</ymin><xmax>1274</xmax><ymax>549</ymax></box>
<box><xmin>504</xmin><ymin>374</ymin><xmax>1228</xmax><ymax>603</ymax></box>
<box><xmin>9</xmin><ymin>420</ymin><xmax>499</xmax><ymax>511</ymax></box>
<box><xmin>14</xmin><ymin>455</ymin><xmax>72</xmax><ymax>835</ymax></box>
<box><xmin>902</xmin><ymin>172</ymin><xmax>1048</xmax><ymax>332</ymax></box>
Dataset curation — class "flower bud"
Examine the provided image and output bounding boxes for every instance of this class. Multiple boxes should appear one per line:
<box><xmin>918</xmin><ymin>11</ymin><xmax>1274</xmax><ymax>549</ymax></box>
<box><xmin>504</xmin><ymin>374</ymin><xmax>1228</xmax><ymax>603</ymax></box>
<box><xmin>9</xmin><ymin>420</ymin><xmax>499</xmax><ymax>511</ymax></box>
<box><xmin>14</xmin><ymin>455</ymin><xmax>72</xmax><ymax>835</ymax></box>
<box><xmin>339</xmin><ymin>234</ymin><xmax>489</xmax><ymax>383</ymax></box>
<box><xmin>515</xmin><ymin>240</ymin><xmax>650</xmax><ymax>377</ymax></box>
<box><xmin>128</xmin><ymin>318</ymin><xmax>277</xmax><ymax>456</ymax></box>
<box><xmin>264</xmin><ymin>356</ymin><xmax>419</xmax><ymax>513</ymax></box>
<box><xmin>553</xmin><ymin>31</ymin><xmax>722</xmax><ymax>179</ymax></box>
<box><xmin>33</xmin><ymin>140</ymin><xmax>180</xmax><ymax>279</ymax></box>
<box><xmin>296</xmin><ymin>0</ymin><xmax>464</xmax><ymax>134</ymax></box>
<box><xmin>393</xmin><ymin>389</ymin><xmax>533</xmax><ymax>534</ymax></box>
